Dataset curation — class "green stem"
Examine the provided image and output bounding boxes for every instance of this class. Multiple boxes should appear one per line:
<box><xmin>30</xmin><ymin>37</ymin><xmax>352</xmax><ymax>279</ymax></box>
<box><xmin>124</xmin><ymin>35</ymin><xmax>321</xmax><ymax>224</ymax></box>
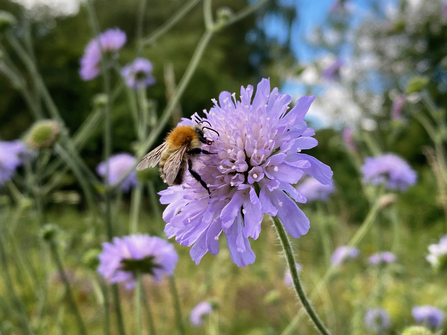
<box><xmin>281</xmin><ymin>189</ymin><xmax>383</xmax><ymax>335</ymax></box>
<box><xmin>272</xmin><ymin>216</ymin><xmax>331</xmax><ymax>335</ymax></box>
<box><xmin>147</xmin><ymin>182</ymin><xmax>163</xmax><ymax>234</ymax></box>
<box><xmin>130</xmin><ymin>184</ymin><xmax>143</xmax><ymax>234</ymax></box>
<box><xmin>140</xmin><ymin>0</ymin><xmax>201</xmax><ymax>46</ymax></box>
<box><xmin>203</xmin><ymin>0</ymin><xmax>214</xmax><ymax>29</ymax></box>
<box><xmin>135</xmin><ymin>273</ymin><xmax>143</xmax><ymax>335</ymax></box>
<box><xmin>49</xmin><ymin>240</ymin><xmax>88</xmax><ymax>334</ymax></box>
<box><xmin>222</xmin><ymin>0</ymin><xmax>268</xmax><ymax>28</ymax></box>
<box><xmin>389</xmin><ymin>205</ymin><xmax>400</xmax><ymax>254</ymax></box>
<box><xmin>142</xmin><ymin>285</ymin><xmax>157</xmax><ymax>335</ymax></box>
<box><xmin>361</xmin><ymin>131</ymin><xmax>381</xmax><ymax>157</ymax></box>
<box><xmin>169</xmin><ymin>276</ymin><xmax>185</xmax><ymax>335</ymax></box>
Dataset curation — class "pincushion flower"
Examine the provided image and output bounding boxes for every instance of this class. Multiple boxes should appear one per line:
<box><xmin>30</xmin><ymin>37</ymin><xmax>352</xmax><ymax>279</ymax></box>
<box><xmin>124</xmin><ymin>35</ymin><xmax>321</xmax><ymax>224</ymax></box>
<box><xmin>331</xmin><ymin>246</ymin><xmax>359</xmax><ymax>265</ymax></box>
<box><xmin>364</xmin><ymin>308</ymin><xmax>391</xmax><ymax>333</ymax></box>
<box><xmin>190</xmin><ymin>301</ymin><xmax>213</xmax><ymax>326</ymax></box>
<box><xmin>79</xmin><ymin>28</ymin><xmax>126</xmax><ymax>81</ymax></box>
<box><xmin>368</xmin><ymin>251</ymin><xmax>396</xmax><ymax>265</ymax></box>
<box><xmin>296</xmin><ymin>177</ymin><xmax>335</xmax><ymax>202</ymax></box>
<box><xmin>426</xmin><ymin>235</ymin><xmax>447</xmax><ymax>271</ymax></box>
<box><xmin>361</xmin><ymin>153</ymin><xmax>417</xmax><ymax>191</ymax></box>
<box><xmin>0</xmin><ymin>140</ymin><xmax>29</xmax><ymax>187</ymax></box>
<box><xmin>98</xmin><ymin>234</ymin><xmax>178</xmax><ymax>290</ymax></box>
<box><xmin>412</xmin><ymin>306</ymin><xmax>445</xmax><ymax>329</ymax></box>
<box><xmin>122</xmin><ymin>58</ymin><xmax>156</xmax><ymax>90</ymax></box>
<box><xmin>342</xmin><ymin>126</ymin><xmax>356</xmax><ymax>150</ymax></box>
<box><xmin>97</xmin><ymin>153</ymin><xmax>138</xmax><ymax>192</ymax></box>
<box><xmin>159</xmin><ymin>78</ymin><xmax>333</xmax><ymax>267</ymax></box>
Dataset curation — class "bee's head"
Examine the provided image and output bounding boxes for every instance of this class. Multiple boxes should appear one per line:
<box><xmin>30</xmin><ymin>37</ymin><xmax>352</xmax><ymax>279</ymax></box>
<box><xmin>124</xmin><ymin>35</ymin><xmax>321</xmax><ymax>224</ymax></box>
<box><xmin>196</xmin><ymin>122</ymin><xmax>219</xmax><ymax>145</ymax></box>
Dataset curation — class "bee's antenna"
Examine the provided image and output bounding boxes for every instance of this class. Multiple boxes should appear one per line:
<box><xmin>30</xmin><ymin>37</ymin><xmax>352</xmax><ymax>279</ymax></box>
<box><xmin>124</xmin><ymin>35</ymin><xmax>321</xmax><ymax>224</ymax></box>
<box><xmin>202</xmin><ymin>126</ymin><xmax>220</xmax><ymax>137</ymax></box>
<box><xmin>198</xmin><ymin>120</ymin><xmax>212</xmax><ymax>127</ymax></box>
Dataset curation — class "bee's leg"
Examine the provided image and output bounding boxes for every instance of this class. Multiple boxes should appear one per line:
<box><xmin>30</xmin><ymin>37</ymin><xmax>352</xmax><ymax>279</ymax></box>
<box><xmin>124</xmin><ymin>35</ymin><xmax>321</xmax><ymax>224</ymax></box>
<box><xmin>187</xmin><ymin>148</ymin><xmax>215</xmax><ymax>155</ymax></box>
<box><xmin>188</xmin><ymin>158</ymin><xmax>210</xmax><ymax>194</ymax></box>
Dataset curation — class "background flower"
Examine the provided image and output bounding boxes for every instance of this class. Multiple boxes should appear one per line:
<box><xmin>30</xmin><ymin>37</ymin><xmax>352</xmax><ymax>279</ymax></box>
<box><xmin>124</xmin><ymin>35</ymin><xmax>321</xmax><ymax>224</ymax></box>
<box><xmin>96</xmin><ymin>153</ymin><xmax>138</xmax><ymax>192</ymax></box>
<box><xmin>98</xmin><ymin>234</ymin><xmax>178</xmax><ymax>290</ymax></box>
<box><xmin>79</xmin><ymin>28</ymin><xmax>126</xmax><ymax>81</ymax></box>
<box><xmin>412</xmin><ymin>305</ymin><xmax>445</xmax><ymax>329</ymax></box>
<box><xmin>160</xmin><ymin>78</ymin><xmax>333</xmax><ymax>267</ymax></box>
<box><xmin>121</xmin><ymin>58</ymin><xmax>156</xmax><ymax>90</ymax></box>
<box><xmin>331</xmin><ymin>246</ymin><xmax>359</xmax><ymax>265</ymax></box>
<box><xmin>364</xmin><ymin>308</ymin><xmax>391</xmax><ymax>334</ymax></box>
<box><xmin>361</xmin><ymin>153</ymin><xmax>417</xmax><ymax>191</ymax></box>
<box><xmin>190</xmin><ymin>301</ymin><xmax>213</xmax><ymax>326</ymax></box>
<box><xmin>368</xmin><ymin>251</ymin><xmax>396</xmax><ymax>265</ymax></box>
<box><xmin>0</xmin><ymin>140</ymin><xmax>29</xmax><ymax>187</ymax></box>
<box><xmin>296</xmin><ymin>177</ymin><xmax>335</xmax><ymax>202</ymax></box>
<box><xmin>283</xmin><ymin>263</ymin><xmax>302</xmax><ymax>287</ymax></box>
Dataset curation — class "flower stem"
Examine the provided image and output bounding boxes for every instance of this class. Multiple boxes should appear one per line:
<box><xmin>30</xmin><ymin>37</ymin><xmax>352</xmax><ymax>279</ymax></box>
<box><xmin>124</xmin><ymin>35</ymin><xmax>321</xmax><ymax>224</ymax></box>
<box><xmin>135</xmin><ymin>273</ymin><xmax>143</xmax><ymax>335</ymax></box>
<box><xmin>142</xmin><ymin>285</ymin><xmax>157</xmax><ymax>335</ymax></box>
<box><xmin>49</xmin><ymin>240</ymin><xmax>88</xmax><ymax>334</ymax></box>
<box><xmin>271</xmin><ymin>216</ymin><xmax>331</xmax><ymax>335</ymax></box>
<box><xmin>169</xmin><ymin>276</ymin><xmax>185</xmax><ymax>335</ymax></box>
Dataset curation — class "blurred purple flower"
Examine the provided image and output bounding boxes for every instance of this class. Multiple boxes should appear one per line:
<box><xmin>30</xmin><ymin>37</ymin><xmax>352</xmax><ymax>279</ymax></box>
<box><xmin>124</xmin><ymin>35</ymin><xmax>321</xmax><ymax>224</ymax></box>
<box><xmin>331</xmin><ymin>246</ymin><xmax>359</xmax><ymax>265</ymax></box>
<box><xmin>98</xmin><ymin>234</ymin><xmax>178</xmax><ymax>290</ymax></box>
<box><xmin>79</xmin><ymin>28</ymin><xmax>126</xmax><ymax>81</ymax></box>
<box><xmin>361</xmin><ymin>153</ymin><xmax>417</xmax><ymax>191</ymax></box>
<box><xmin>284</xmin><ymin>263</ymin><xmax>302</xmax><ymax>287</ymax></box>
<box><xmin>296</xmin><ymin>177</ymin><xmax>335</xmax><ymax>202</ymax></box>
<box><xmin>121</xmin><ymin>58</ymin><xmax>156</xmax><ymax>90</ymax></box>
<box><xmin>97</xmin><ymin>153</ymin><xmax>138</xmax><ymax>192</ymax></box>
<box><xmin>0</xmin><ymin>140</ymin><xmax>29</xmax><ymax>187</ymax></box>
<box><xmin>412</xmin><ymin>306</ymin><xmax>445</xmax><ymax>329</ymax></box>
<box><xmin>426</xmin><ymin>235</ymin><xmax>447</xmax><ymax>271</ymax></box>
<box><xmin>322</xmin><ymin>59</ymin><xmax>344</xmax><ymax>81</ymax></box>
<box><xmin>368</xmin><ymin>251</ymin><xmax>396</xmax><ymax>265</ymax></box>
<box><xmin>364</xmin><ymin>308</ymin><xmax>391</xmax><ymax>333</ymax></box>
<box><xmin>391</xmin><ymin>95</ymin><xmax>406</xmax><ymax>120</ymax></box>
<box><xmin>190</xmin><ymin>301</ymin><xmax>213</xmax><ymax>326</ymax></box>
<box><xmin>342</xmin><ymin>126</ymin><xmax>356</xmax><ymax>150</ymax></box>
<box><xmin>160</xmin><ymin>78</ymin><xmax>333</xmax><ymax>267</ymax></box>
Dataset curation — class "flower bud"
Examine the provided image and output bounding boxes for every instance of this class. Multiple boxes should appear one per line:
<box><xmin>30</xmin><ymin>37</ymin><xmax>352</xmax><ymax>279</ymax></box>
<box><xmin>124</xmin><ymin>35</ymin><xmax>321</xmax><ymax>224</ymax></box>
<box><xmin>401</xmin><ymin>326</ymin><xmax>433</xmax><ymax>335</ymax></box>
<box><xmin>26</xmin><ymin>120</ymin><xmax>60</xmax><ymax>149</ymax></box>
<box><xmin>379</xmin><ymin>194</ymin><xmax>397</xmax><ymax>208</ymax></box>
<box><xmin>93</xmin><ymin>93</ymin><xmax>108</xmax><ymax>108</ymax></box>
<box><xmin>40</xmin><ymin>223</ymin><xmax>60</xmax><ymax>241</ymax></box>
<box><xmin>0</xmin><ymin>11</ymin><xmax>16</xmax><ymax>34</ymax></box>
<box><xmin>216</xmin><ymin>7</ymin><xmax>233</xmax><ymax>23</ymax></box>
<box><xmin>405</xmin><ymin>76</ymin><xmax>429</xmax><ymax>94</ymax></box>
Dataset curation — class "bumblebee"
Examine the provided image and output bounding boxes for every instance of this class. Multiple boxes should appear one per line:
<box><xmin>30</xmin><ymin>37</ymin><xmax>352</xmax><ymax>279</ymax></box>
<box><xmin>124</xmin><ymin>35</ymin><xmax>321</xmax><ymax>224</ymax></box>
<box><xmin>136</xmin><ymin>123</ymin><xmax>218</xmax><ymax>193</ymax></box>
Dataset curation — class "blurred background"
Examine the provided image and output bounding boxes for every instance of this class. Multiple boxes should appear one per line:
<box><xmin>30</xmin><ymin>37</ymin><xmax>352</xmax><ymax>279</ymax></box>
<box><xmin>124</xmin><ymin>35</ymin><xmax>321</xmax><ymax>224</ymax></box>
<box><xmin>0</xmin><ymin>0</ymin><xmax>447</xmax><ymax>334</ymax></box>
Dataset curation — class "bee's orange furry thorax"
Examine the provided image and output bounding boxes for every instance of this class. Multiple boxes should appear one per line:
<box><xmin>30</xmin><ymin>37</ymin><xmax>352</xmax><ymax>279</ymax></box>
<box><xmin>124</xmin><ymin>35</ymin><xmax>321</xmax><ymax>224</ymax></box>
<box><xmin>166</xmin><ymin>125</ymin><xmax>197</xmax><ymax>148</ymax></box>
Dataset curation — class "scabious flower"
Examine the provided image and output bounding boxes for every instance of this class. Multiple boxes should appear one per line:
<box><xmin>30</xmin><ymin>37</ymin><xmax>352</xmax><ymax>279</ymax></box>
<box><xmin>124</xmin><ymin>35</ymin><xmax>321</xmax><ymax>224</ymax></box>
<box><xmin>284</xmin><ymin>263</ymin><xmax>302</xmax><ymax>287</ymax></box>
<box><xmin>97</xmin><ymin>153</ymin><xmax>138</xmax><ymax>192</ymax></box>
<box><xmin>391</xmin><ymin>95</ymin><xmax>406</xmax><ymax>120</ymax></box>
<box><xmin>364</xmin><ymin>308</ymin><xmax>391</xmax><ymax>334</ymax></box>
<box><xmin>426</xmin><ymin>235</ymin><xmax>447</xmax><ymax>272</ymax></box>
<box><xmin>79</xmin><ymin>28</ymin><xmax>126</xmax><ymax>81</ymax></box>
<box><xmin>368</xmin><ymin>251</ymin><xmax>396</xmax><ymax>265</ymax></box>
<box><xmin>159</xmin><ymin>78</ymin><xmax>333</xmax><ymax>267</ymax></box>
<box><xmin>190</xmin><ymin>301</ymin><xmax>213</xmax><ymax>326</ymax></box>
<box><xmin>296</xmin><ymin>177</ymin><xmax>335</xmax><ymax>202</ymax></box>
<box><xmin>121</xmin><ymin>58</ymin><xmax>156</xmax><ymax>90</ymax></box>
<box><xmin>98</xmin><ymin>234</ymin><xmax>178</xmax><ymax>290</ymax></box>
<box><xmin>331</xmin><ymin>246</ymin><xmax>359</xmax><ymax>265</ymax></box>
<box><xmin>342</xmin><ymin>126</ymin><xmax>356</xmax><ymax>150</ymax></box>
<box><xmin>361</xmin><ymin>153</ymin><xmax>417</xmax><ymax>191</ymax></box>
<box><xmin>0</xmin><ymin>140</ymin><xmax>29</xmax><ymax>187</ymax></box>
<box><xmin>412</xmin><ymin>306</ymin><xmax>445</xmax><ymax>329</ymax></box>
<box><xmin>322</xmin><ymin>59</ymin><xmax>344</xmax><ymax>81</ymax></box>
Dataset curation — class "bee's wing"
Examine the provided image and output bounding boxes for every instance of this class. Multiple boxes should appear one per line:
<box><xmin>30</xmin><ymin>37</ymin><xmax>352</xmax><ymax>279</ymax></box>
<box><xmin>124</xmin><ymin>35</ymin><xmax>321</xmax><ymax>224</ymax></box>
<box><xmin>136</xmin><ymin>143</ymin><xmax>168</xmax><ymax>171</ymax></box>
<box><xmin>163</xmin><ymin>145</ymin><xmax>188</xmax><ymax>185</ymax></box>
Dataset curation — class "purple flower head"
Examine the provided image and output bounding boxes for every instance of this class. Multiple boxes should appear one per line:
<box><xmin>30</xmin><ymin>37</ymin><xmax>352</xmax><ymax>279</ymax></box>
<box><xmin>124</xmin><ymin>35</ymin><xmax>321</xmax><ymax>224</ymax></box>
<box><xmin>364</xmin><ymin>308</ymin><xmax>391</xmax><ymax>333</ymax></box>
<box><xmin>98</xmin><ymin>234</ymin><xmax>178</xmax><ymax>290</ymax></box>
<box><xmin>412</xmin><ymin>306</ymin><xmax>445</xmax><ymax>329</ymax></box>
<box><xmin>121</xmin><ymin>58</ymin><xmax>156</xmax><ymax>90</ymax></box>
<box><xmin>391</xmin><ymin>95</ymin><xmax>406</xmax><ymax>120</ymax></box>
<box><xmin>342</xmin><ymin>126</ymin><xmax>356</xmax><ymax>150</ymax></box>
<box><xmin>361</xmin><ymin>153</ymin><xmax>417</xmax><ymax>191</ymax></box>
<box><xmin>368</xmin><ymin>251</ymin><xmax>396</xmax><ymax>265</ymax></box>
<box><xmin>322</xmin><ymin>59</ymin><xmax>344</xmax><ymax>81</ymax></box>
<box><xmin>0</xmin><ymin>140</ymin><xmax>30</xmax><ymax>187</ymax></box>
<box><xmin>97</xmin><ymin>153</ymin><xmax>138</xmax><ymax>192</ymax></box>
<box><xmin>80</xmin><ymin>28</ymin><xmax>126</xmax><ymax>81</ymax></box>
<box><xmin>331</xmin><ymin>246</ymin><xmax>359</xmax><ymax>265</ymax></box>
<box><xmin>190</xmin><ymin>301</ymin><xmax>213</xmax><ymax>326</ymax></box>
<box><xmin>159</xmin><ymin>78</ymin><xmax>333</xmax><ymax>267</ymax></box>
<box><xmin>284</xmin><ymin>263</ymin><xmax>302</xmax><ymax>287</ymax></box>
<box><xmin>296</xmin><ymin>177</ymin><xmax>335</xmax><ymax>202</ymax></box>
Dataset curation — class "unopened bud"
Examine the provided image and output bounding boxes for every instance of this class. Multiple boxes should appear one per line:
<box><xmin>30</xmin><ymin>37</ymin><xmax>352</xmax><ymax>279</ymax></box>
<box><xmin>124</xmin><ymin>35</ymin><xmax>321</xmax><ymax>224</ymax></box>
<box><xmin>216</xmin><ymin>7</ymin><xmax>233</xmax><ymax>22</ymax></box>
<box><xmin>0</xmin><ymin>11</ymin><xmax>16</xmax><ymax>34</ymax></box>
<box><xmin>93</xmin><ymin>93</ymin><xmax>108</xmax><ymax>107</ymax></box>
<box><xmin>26</xmin><ymin>120</ymin><xmax>59</xmax><ymax>149</ymax></box>
<box><xmin>405</xmin><ymin>76</ymin><xmax>429</xmax><ymax>94</ymax></box>
<box><xmin>401</xmin><ymin>326</ymin><xmax>433</xmax><ymax>335</ymax></box>
<box><xmin>379</xmin><ymin>194</ymin><xmax>397</xmax><ymax>208</ymax></box>
<box><xmin>40</xmin><ymin>223</ymin><xmax>60</xmax><ymax>241</ymax></box>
